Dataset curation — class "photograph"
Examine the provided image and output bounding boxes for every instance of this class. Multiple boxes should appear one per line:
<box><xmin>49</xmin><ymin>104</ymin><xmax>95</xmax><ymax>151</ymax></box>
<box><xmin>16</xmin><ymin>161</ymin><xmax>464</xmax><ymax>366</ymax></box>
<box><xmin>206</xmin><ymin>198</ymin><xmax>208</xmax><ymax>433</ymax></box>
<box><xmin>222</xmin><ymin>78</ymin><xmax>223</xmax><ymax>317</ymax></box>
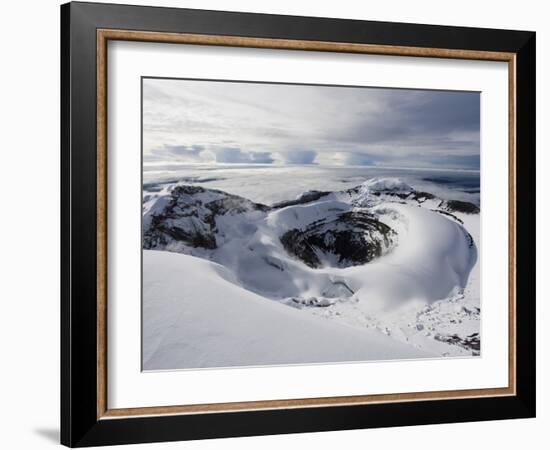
<box><xmin>141</xmin><ymin>78</ymin><xmax>481</xmax><ymax>371</ymax></box>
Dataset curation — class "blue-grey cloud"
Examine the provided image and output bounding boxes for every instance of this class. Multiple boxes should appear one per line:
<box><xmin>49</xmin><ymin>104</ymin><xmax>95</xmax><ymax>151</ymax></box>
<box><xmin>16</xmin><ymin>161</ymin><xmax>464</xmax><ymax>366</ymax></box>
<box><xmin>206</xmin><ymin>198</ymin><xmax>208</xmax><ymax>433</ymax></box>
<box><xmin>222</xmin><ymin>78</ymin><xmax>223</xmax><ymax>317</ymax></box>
<box><xmin>282</xmin><ymin>150</ymin><xmax>317</xmax><ymax>164</ymax></box>
<box><xmin>213</xmin><ymin>148</ymin><xmax>274</xmax><ymax>164</ymax></box>
<box><xmin>339</xmin><ymin>152</ymin><xmax>377</xmax><ymax>166</ymax></box>
<box><xmin>168</xmin><ymin>144</ymin><xmax>205</xmax><ymax>156</ymax></box>
<box><xmin>144</xmin><ymin>144</ymin><xmax>207</xmax><ymax>163</ymax></box>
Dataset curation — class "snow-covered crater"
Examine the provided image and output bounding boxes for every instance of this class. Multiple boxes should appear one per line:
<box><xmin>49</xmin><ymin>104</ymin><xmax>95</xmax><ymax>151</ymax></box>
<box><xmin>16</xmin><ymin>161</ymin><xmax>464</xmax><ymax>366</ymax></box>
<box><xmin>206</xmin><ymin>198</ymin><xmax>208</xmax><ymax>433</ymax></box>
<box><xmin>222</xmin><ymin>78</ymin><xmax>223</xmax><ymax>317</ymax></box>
<box><xmin>143</xmin><ymin>178</ymin><xmax>478</xmax><ymax>309</ymax></box>
<box><xmin>142</xmin><ymin>176</ymin><xmax>481</xmax><ymax>367</ymax></box>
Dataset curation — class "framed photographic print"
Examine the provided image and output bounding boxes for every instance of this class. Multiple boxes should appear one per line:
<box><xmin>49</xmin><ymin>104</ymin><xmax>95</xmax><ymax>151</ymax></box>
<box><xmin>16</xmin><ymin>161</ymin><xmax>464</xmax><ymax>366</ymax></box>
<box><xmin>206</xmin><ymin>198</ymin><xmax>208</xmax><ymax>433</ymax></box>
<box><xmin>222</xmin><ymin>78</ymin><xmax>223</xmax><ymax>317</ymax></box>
<box><xmin>60</xmin><ymin>1</ymin><xmax>536</xmax><ymax>447</ymax></box>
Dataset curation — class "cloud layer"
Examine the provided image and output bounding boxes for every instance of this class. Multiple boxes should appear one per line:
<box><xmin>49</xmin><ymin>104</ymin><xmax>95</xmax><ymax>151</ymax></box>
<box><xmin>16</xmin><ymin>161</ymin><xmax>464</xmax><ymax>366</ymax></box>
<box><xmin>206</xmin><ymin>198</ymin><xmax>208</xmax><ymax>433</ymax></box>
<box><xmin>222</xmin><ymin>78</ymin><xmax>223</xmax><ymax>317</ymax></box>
<box><xmin>143</xmin><ymin>78</ymin><xmax>480</xmax><ymax>170</ymax></box>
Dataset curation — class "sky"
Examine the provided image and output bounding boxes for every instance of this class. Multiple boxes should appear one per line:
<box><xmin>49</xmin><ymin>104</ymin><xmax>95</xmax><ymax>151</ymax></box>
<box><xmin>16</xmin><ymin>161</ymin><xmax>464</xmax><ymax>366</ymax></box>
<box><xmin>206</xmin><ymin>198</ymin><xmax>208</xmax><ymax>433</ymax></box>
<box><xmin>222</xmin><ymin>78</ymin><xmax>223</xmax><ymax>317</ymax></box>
<box><xmin>142</xmin><ymin>78</ymin><xmax>480</xmax><ymax>170</ymax></box>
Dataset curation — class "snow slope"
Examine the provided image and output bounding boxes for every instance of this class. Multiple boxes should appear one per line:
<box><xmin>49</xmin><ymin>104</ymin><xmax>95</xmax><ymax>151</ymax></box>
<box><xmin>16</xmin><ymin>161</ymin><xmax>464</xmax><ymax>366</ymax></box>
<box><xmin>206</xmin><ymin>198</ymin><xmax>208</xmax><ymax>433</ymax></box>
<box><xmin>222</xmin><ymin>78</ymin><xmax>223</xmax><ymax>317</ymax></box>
<box><xmin>143</xmin><ymin>177</ymin><xmax>480</xmax><ymax>367</ymax></box>
<box><xmin>143</xmin><ymin>250</ymin><xmax>432</xmax><ymax>370</ymax></box>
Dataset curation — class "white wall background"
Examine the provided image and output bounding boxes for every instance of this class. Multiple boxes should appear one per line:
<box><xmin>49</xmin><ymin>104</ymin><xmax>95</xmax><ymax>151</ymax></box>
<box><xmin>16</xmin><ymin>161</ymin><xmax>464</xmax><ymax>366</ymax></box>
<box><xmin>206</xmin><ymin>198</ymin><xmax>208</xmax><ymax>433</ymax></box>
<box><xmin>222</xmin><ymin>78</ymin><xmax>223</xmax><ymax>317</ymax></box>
<box><xmin>0</xmin><ymin>0</ymin><xmax>545</xmax><ymax>448</ymax></box>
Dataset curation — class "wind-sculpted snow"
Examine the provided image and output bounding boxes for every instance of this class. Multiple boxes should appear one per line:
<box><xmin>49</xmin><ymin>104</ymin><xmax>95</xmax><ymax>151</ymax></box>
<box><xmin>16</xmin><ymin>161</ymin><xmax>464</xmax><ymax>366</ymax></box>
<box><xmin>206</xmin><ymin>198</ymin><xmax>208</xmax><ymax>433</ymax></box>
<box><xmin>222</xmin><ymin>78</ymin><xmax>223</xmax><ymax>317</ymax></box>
<box><xmin>360</xmin><ymin>177</ymin><xmax>414</xmax><ymax>192</ymax></box>
<box><xmin>143</xmin><ymin>251</ymin><xmax>433</xmax><ymax>370</ymax></box>
<box><xmin>143</xmin><ymin>177</ymin><xmax>481</xmax><ymax>363</ymax></box>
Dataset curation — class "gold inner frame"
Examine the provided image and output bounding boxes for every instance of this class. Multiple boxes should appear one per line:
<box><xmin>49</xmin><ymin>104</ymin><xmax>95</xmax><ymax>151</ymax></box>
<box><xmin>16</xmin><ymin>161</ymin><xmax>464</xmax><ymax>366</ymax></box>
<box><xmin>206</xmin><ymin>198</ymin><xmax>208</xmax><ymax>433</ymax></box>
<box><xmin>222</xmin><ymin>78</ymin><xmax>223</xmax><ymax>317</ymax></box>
<box><xmin>96</xmin><ymin>29</ymin><xmax>517</xmax><ymax>420</ymax></box>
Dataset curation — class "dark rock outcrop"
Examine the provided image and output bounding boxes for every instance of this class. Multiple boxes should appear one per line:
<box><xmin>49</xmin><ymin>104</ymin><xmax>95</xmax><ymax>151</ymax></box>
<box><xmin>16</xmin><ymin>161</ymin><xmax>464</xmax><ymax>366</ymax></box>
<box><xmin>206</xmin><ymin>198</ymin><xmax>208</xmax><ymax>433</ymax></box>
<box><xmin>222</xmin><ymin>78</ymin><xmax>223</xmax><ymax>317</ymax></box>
<box><xmin>143</xmin><ymin>185</ymin><xmax>269</xmax><ymax>251</ymax></box>
<box><xmin>435</xmin><ymin>332</ymin><xmax>480</xmax><ymax>355</ymax></box>
<box><xmin>280</xmin><ymin>211</ymin><xmax>395</xmax><ymax>268</ymax></box>
<box><xmin>439</xmin><ymin>199</ymin><xmax>480</xmax><ymax>214</ymax></box>
<box><xmin>272</xmin><ymin>190</ymin><xmax>331</xmax><ymax>208</ymax></box>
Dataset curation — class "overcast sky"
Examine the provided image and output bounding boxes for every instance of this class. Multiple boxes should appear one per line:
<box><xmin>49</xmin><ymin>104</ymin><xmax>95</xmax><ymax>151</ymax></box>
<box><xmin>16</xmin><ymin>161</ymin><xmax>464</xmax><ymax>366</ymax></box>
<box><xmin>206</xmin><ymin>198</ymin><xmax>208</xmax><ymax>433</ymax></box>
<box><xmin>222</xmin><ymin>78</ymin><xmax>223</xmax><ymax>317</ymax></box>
<box><xmin>143</xmin><ymin>78</ymin><xmax>480</xmax><ymax>170</ymax></box>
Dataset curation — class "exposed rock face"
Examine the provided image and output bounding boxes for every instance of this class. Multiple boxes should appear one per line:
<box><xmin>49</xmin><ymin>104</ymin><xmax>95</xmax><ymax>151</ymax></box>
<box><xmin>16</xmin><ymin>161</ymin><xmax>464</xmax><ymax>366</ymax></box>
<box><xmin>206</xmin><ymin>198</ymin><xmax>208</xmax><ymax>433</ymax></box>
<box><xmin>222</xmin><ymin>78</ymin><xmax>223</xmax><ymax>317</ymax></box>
<box><xmin>272</xmin><ymin>190</ymin><xmax>331</xmax><ymax>208</ymax></box>
<box><xmin>367</xmin><ymin>188</ymin><xmax>480</xmax><ymax>212</ymax></box>
<box><xmin>435</xmin><ymin>332</ymin><xmax>480</xmax><ymax>355</ymax></box>
<box><xmin>439</xmin><ymin>199</ymin><xmax>480</xmax><ymax>214</ymax></box>
<box><xmin>280</xmin><ymin>211</ymin><xmax>395</xmax><ymax>268</ymax></box>
<box><xmin>143</xmin><ymin>185</ymin><xmax>269</xmax><ymax>251</ymax></box>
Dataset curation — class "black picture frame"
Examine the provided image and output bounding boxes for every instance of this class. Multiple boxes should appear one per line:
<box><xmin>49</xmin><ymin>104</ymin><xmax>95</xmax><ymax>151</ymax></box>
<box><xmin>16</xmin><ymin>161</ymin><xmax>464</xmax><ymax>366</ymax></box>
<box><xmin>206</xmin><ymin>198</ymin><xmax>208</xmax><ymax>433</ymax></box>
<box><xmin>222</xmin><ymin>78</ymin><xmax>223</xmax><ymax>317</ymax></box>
<box><xmin>61</xmin><ymin>1</ymin><xmax>536</xmax><ymax>447</ymax></box>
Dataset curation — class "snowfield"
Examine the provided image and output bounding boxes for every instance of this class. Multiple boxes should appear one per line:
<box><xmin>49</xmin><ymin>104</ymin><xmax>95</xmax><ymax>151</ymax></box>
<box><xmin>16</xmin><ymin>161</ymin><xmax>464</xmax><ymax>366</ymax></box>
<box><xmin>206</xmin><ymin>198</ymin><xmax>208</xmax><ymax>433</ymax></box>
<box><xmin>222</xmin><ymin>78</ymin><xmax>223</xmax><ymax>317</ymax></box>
<box><xmin>143</xmin><ymin>250</ymin><xmax>433</xmax><ymax>370</ymax></box>
<box><xmin>142</xmin><ymin>174</ymin><xmax>481</xmax><ymax>370</ymax></box>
